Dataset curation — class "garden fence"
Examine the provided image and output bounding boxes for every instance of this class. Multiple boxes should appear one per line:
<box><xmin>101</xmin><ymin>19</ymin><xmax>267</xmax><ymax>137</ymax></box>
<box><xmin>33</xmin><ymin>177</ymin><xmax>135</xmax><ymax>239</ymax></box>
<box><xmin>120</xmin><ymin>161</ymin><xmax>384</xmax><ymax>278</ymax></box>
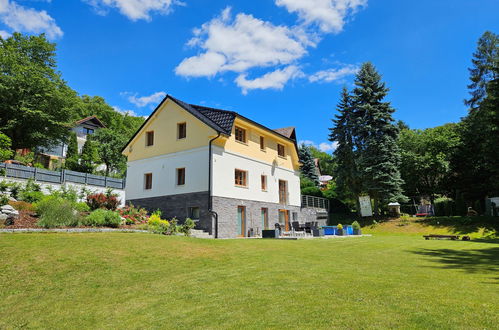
<box><xmin>0</xmin><ymin>163</ymin><xmax>125</xmax><ymax>189</ymax></box>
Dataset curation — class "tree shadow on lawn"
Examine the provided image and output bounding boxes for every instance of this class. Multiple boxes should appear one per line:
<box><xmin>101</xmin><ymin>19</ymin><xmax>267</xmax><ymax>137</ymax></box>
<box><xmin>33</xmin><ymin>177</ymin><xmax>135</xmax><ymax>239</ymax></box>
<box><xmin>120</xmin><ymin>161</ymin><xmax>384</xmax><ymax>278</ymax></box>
<box><xmin>416</xmin><ymin>216</ymin><xmax>499</xmax><ymax>235</ymax></box>
<box><xmin>409</xmin><ymin>244</ymin><xmax>499</xmax><ymax>283</ymax></box>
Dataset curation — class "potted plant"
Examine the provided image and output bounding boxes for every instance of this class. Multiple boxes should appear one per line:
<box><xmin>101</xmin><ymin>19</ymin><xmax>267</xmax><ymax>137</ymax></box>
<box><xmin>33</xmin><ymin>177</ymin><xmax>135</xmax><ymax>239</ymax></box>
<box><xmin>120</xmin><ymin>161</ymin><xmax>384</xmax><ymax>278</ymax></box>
<box><xmin>337</xmin><ymin>223</ymin><xmax>343</xmax><ymax>236</ymax></box>
<box><xmin>352</xmin><ymin>221</ymin><xmax>362</xmax><ymax>235</ymax></box>
<box><xmin>312</xmin><ymin>226</ymin><xmax>324</xmax><ymax>237</ymax></box>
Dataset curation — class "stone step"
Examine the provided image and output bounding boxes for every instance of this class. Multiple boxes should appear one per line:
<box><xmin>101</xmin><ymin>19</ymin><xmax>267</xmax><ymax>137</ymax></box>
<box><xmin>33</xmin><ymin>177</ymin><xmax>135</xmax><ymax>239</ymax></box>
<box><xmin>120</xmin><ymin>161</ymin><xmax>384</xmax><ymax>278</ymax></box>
<box><xmin>190</xmin><ymin>229</ymin><xmax>213</xmax><ymax>239</ymax></box>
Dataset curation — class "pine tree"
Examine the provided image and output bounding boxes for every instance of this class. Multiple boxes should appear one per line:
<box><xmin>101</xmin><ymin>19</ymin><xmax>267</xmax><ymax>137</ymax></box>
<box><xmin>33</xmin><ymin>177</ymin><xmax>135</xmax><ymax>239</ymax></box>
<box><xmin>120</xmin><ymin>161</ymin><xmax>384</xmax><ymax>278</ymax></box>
<box><xmin>329</xmin><ymin>87</ymin><xmax>360</xmax><ymax>203</ymax></box>
<box><xmin>351</xmin><ymin>63</ymin><xmax>406</xmax><ymax>213</ymax></box>
<box><xmin>64</xmin><ymin>131</ymin><xmax>79</xmax><ymax>171</ymax></box>
<box><xmin>79</xmin><ymin>136</ymin><xmax>99</xmax><ymax>173</ymax></box>
<box><xmin>298</xmin><ymin>144</ymin><xmax>319</xmax><ymax>185</ymax></box>
<box><xmin>464</xmin><ymin>31</ymin><xmax>499</xmax><ymax>109</ymax></box>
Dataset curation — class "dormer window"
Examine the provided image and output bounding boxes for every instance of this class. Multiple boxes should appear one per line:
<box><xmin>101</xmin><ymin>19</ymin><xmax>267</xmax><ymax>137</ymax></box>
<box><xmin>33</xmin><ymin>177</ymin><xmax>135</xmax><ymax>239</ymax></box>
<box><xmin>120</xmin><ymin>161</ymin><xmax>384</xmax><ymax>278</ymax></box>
<box><xmin>146</xmin><ymin>131</ymin><xmax>154</xmax><ymax>146</ymax></box>
<box><xmin>235</xmin><ymin>126</ymin><xmax>246</xmax><ymax>143</ymax></box>
<box><xmin>177</xmin><ymin>122</ymin><xmax>186</xmax><ymax>139</ymax></box>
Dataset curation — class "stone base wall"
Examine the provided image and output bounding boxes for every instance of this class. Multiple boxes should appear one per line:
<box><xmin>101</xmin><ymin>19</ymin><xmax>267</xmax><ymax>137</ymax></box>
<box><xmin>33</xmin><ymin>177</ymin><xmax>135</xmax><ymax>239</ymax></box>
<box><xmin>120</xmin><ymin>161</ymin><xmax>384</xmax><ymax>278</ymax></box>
<box><xmin>212</xmin><ymin>196</ymin><xmax>302</xmax><ymax>239</ymax></box>
<box><xmin>127</xmin><ymin>191</ymin><xmax>212</xmax><ymax>234</ymax></box>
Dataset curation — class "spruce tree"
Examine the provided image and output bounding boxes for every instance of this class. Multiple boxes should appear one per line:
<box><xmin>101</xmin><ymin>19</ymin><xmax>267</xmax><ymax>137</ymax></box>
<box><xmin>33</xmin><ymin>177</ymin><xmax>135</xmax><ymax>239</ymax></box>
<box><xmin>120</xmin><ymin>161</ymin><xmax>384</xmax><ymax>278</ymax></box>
<box><xmin>351</xmin><ymin>63</ymin><xmax>406</xmax><ymax>213</ymax></box>
<box><xmin>79</xmin><ymin>136</ymin><xmax>99</xmax><ymax>173</ymax></box>
<box><xmin>298</xmin><ymin>143</ymin><xmax>319</xmax><ymax>185</ymax></box>
<box><xmin>329</xmin><ymin>87</ymin><xmax>360</xmax><ymax>203</ymax></box>
<box><xmin>64</xmin><ymin>131</ymin><xmax>79</xmax><ymax>171</ymax></box>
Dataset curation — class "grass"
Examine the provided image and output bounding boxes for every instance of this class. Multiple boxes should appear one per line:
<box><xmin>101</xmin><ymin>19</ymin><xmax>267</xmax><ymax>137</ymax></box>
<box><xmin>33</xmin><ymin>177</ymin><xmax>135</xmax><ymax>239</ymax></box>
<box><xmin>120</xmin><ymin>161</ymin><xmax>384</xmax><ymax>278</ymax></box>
<box><xmin>0</xmin><ymin>231</ymin><xmax>498</xmax><ymax>329</ymax></box>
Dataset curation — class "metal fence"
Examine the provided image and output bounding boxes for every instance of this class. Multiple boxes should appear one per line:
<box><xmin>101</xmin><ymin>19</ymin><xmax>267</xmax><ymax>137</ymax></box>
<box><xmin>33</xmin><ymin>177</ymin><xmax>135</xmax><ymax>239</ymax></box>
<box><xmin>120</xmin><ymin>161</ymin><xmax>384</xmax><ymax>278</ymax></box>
<box><xmin>0</xmin><ymin>163</ymin><xmax>125</xmax><ymax>189</ymax></box>
<box><xmin>301</xmin><ymin>195</ymin><xmax>330</xmax><ymax>211</ymax></box>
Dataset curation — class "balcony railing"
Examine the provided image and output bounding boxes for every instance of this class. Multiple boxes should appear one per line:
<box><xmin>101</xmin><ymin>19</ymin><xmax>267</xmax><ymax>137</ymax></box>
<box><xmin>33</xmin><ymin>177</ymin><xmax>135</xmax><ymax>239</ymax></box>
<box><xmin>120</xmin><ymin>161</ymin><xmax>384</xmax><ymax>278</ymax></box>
<box><xmin>301</xmin><ymin>195</ymin><xmax>329</xmax><ymax>211</ymax></box>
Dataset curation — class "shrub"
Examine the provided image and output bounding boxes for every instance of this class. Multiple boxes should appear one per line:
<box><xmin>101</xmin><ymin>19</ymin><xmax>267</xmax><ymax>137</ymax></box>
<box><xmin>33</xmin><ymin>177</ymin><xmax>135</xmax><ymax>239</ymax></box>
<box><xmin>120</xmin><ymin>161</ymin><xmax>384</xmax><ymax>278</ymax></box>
<box><xmin>351</xmin><ymin>221</ymin><xmax>361</xmax><ymax>230</ymax></box>
<box><xmin>36</xmin><ymin>196</ymin><xmax>80</xmax><ymax>228</ymax></box>
<box><xmin>83</xmin><ymin>209</ymin><xmax>122</xmax><ymax>228</ymax></box>
<box><xmin>337</xmin><ymin>223</ymin><xmax>343</xmax><ymax>230</ymax></box>
<box><xmin>301</xmin><ymin>186</ymin><xmax>324</xmax><ymax>198</ymax></box>
<box><xmin>180</xmin><ymin>218</ymin><xmax>196</xmax><ymax>236</ymax></box>
<box><xmin>0</xmin><ymin>194</ymin><xmax>9</xmax><ymax>206</ymax></box>
<box><xmin>9</xmin><ymin>200</ymin><xmax>35</xmax><ymax>212</ymax></box>
<box><xmin>86</xmin><ymin>193</ymin><xmax>120</xmax><ymax>211</ymax></box>
<box><xmin>0</xmin><ymin>181</ymin><xmax>10</xmax><ymax>193</ymax></box>
<box><xmin>148</xmin><ymin>214</ymin><xmax>170</xmax><ymax>234</ymax></box>
<box><xmin>74</xmin><ymin>202</ymin><xmax>90</xmax><ymax>213</ymax></box>
<box><xmin>51</xmin><ymin>185</ymin><xmax>79</xmax><ymax>203</ymax></box>
<box><xmin>19</xmin><ymin>190</ymin><xmax>45</xmax><ymax>203</ymax></box>
<box><xmin>9</xmin><ymin>183</ymin><xmax>21</xmax><ymax>200</ymax></box>
<box><xmin>118</xmin><ymin>204</ymin><xmax>148</xmax><ymax>224</ymax></box>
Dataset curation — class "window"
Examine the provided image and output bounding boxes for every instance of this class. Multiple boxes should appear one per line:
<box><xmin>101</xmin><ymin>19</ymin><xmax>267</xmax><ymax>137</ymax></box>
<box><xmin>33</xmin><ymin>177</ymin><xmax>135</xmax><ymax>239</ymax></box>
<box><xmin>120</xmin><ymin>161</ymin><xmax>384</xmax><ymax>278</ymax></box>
<box><xmin>177</xmin><ymin>168</ymin><xmax>185</xmax><ymax>186</ymax></box>
<box><xmin>277</xmin><ymin>144</ymin><xmax>286</xmax><ymax>157</ymax></box>
<box><xmin>177</xmin><ymin>122</ymin><xmax>186</xmax><ymax>139</ymax></box>
<box><xmin>260</xmin><ymin>136</ymin><xmax>265</xmax><ymax>150</ymax></box>
<box><xmin>292</xmin><ymin>212</ymin><xmax>298</xmax><ymax>221</ymax></box>
<box><xmin>261</xmin><ymin>175</ymin><xmax>267</xmax><ymax>191</ymax></box>
<box><xmin>279</xmin><ymin>179</ymin><xmax>288</xmax><ymax>204</ymax></box>
<box><xmin>235</xmin><ymin>126</ymin><xmax>246</xmax><ymax>143</ymax></box>
<box><xmin>188</xmin><ymin>207</ymin><xmax>200</xmax><ymax>220</ymax></box>
<box><xmin>146</xmin><ymin>131</ymin><xmax>154</xmax><ymax>146</ymax></box>
<box><xmin>235</xmin><ymin>169</ymin><xmax>247</xmax><ymax>187</ymax></box>
<box><xmin>83</xmin><ymin>127</ymin><xmax>94</xmax><ymax>135</ymax></box>
<box><xmin>144</xmin><ymin>173</ymin><xmax>152</xmax><ymax>190</ymax></box>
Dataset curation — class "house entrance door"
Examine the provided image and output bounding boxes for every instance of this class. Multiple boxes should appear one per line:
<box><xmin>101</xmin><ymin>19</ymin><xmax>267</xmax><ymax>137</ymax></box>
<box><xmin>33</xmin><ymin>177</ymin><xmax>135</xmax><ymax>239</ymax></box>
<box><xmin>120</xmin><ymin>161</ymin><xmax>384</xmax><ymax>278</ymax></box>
<box><xmin>237</xmin><ymin>206</ymin><xmax>246</xmax><ymax>237</ymax></box>
<box><xmin>278</xmin><ymin>209</ymin><xmax>290</xmax><ymax>231</ymax></box>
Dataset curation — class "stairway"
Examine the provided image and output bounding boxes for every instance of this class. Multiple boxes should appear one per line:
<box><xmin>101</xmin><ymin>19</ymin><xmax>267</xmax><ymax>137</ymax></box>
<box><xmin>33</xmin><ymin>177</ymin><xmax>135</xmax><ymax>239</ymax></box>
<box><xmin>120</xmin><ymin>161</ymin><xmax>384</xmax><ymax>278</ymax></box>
<box><xmin>190</xmin><ymin>229</ymin><xmax>213</xmax><ymax>239</ymax></box>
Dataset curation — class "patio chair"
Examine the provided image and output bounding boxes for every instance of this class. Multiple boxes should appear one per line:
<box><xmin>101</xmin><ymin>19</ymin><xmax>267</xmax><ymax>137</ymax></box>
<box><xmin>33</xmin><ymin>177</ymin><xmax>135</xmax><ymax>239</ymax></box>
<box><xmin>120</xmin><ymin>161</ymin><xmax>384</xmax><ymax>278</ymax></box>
<box><xmin>304</xmin><ymin>222</ymin><xmax>312</xmax><ymax>233</ymax></box>
<box><xmin>291</xmin><ymin>221</ymin><xmax>303</xmax><ymax>231</ymax></box>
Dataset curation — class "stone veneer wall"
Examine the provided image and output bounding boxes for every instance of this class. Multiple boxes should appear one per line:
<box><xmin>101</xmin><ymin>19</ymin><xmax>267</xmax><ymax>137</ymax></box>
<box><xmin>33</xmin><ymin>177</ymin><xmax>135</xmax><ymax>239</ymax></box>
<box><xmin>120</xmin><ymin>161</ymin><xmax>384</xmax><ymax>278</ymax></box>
<box><xmin>127</xmin><ymin>191</ymin><xmax>212</xmax><ymax>234</ymax></box>
<box><xmin>212</xmin><ymin>196</ymin><xmax>302</xmax><ymax>238</ymax></box>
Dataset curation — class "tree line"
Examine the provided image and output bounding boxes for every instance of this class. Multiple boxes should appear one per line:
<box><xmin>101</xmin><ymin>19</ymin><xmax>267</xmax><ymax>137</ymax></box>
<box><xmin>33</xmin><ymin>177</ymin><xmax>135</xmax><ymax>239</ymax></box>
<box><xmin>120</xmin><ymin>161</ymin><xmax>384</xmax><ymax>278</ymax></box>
<box><xmin>299</xmin><ymin>31</ymin><xmax>498</xmax><ymax>216</ymax></box>
<box><xmin>0</xmin><ymin>33</ymin><xmax>145</xmax><ymax>177</ymax></box>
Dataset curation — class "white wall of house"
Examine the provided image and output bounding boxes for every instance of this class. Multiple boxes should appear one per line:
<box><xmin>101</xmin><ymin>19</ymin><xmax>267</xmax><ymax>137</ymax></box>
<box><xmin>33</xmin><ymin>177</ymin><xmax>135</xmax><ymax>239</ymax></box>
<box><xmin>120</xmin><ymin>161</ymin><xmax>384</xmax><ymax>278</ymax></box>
<box><xmin>212</xmin><ymin>146</ymin><xmax>301</xmax><ymax>206</ymax></box>
<box><xmin>125</xmin><ymin>146</ymin><xmax>210</xmax><ymax>200</ymax></box>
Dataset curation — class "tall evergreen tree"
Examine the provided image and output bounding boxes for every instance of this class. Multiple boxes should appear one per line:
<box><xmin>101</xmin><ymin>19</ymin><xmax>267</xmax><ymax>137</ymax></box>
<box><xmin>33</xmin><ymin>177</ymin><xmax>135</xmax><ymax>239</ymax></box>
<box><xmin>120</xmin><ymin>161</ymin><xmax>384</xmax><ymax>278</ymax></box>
<box><xmin>351</xmin><ymin>63</ymin><xmax>406</xmax><ymax>213</ymax></box>
<box><xmin>453</xmin><ymin>31</ymin><xmax>499</xmax><ymax>201</ymax></box>
<box><xmin>79</xmin><ymin>136</ymin><xmax>99</xmax><ymax>173</ymax></box>
<box><xmin>329</xmin><ymin>87</ymin><xmax>360</xmax><ymax>203</ymax></box>
<box><xmin>298</xmin><ymin>144</ymin><xmax>319</xmax><ymax>185</ymax></box>
<box><xmin>64</xmin><ymin>131</ymin><xmax>79</xmax><ymax>171</ymax></box>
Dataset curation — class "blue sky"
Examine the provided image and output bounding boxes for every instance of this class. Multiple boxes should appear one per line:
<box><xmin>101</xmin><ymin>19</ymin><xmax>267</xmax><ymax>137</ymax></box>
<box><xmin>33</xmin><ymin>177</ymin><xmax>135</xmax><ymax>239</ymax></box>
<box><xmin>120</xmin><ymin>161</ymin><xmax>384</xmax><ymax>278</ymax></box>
<box><xmin>1</xmin><ymin>0</ymin><xmax>498</xmax><ymax>151</ymax></box>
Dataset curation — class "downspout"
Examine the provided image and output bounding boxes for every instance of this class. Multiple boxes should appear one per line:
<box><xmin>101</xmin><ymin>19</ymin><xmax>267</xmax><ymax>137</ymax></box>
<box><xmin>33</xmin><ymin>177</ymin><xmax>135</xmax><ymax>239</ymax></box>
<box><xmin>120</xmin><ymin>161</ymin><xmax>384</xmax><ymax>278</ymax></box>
<box><xmin>208</xmin><ymin>132</ymin><xmax>222</xmax><ymax>238</ymax></box>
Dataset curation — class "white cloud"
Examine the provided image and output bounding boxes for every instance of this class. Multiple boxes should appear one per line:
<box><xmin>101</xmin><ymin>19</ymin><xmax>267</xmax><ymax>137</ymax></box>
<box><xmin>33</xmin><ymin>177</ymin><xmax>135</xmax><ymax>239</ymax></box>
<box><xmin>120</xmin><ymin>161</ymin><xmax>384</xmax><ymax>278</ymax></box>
<box><xmin>275</xmin><ymin>0</ymin><xmax>367</xmax><ymax>33</ymax></box>
<box><xmin>175</xmin><ymin>7</ymin><xmax>314</xmax><ymax>91</ymax></box>
<box><xmin>309</xmin><ymin>64</ymin><xmax>358</xmax><ymax>83</ymax></box>
<box><xmin>0</xmin><ymin>0</ymin><xmax>63</xmax><ymax>39</ymax></box>
<box><xmin>125</xmin><ymin>91</ymin><xmax>166</xmax><ymax>107</ymax></box>
<box><xmin>113</xmin><ymin>105</ymin><xmax>137</xmax><ymax>116</ymax></box>
<box><xmin>0</xmin><ymin>30</ymin><xmax>10</xmax><ymax>38</ymax></box>
<box><xmin>235</xmin><ymin>65</ymin><xmax>303</xmax><ymax>94</ymax></box>
<box><xmin>84</xmin><ymin>0</ymin><xmax>183</xmax><ymax>21</ymax></box>
<box><xmin>300</xmin><ymin>140</ymin><xmax>338</xmax><ymax>152</ymax></box>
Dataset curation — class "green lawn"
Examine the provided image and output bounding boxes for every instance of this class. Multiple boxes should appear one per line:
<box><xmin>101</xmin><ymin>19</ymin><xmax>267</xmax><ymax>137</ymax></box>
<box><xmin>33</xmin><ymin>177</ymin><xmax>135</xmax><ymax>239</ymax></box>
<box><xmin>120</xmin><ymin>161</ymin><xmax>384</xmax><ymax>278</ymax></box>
<box><xmin>1</xmin><ymin>232</ymin><xmax>498</xmax><ymax>329</ymax></box>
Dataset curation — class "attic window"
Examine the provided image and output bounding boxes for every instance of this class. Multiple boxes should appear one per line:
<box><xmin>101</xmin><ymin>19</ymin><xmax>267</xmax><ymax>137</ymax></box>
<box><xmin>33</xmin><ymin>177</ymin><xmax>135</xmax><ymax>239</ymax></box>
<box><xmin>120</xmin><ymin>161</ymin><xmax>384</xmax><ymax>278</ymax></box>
<box><xmin>146</xmin><ymin>131</ymin><xmax>154</xmax><ymax>146</ymax></box>
<box><xmin>235</xmin><ymin>126</ymin><xmax>246</xmax><ymax>143</ymax></box>
<box><xmin>177</xmin><ymin>122</ymin><xmax>186</xmax><ymax>139</ymax></box>
<box><xmin>277</xmin><ymin>144</ymin><xmax>286</xmax><ymax>158</ymax></box>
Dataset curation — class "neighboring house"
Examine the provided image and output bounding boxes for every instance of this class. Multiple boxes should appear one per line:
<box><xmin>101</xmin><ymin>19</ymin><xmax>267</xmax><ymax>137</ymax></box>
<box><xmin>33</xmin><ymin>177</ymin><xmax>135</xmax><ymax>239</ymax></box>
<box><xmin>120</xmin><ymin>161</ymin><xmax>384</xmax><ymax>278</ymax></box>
<box><xmin>38</xmin><ymin>116</ymin><xmax>106</xmax><ymax>169</ymax></box>
<box><xmin>122</xmin><ymin>95</ymin><xmax>311</xmax><ymax>238</ymax></box>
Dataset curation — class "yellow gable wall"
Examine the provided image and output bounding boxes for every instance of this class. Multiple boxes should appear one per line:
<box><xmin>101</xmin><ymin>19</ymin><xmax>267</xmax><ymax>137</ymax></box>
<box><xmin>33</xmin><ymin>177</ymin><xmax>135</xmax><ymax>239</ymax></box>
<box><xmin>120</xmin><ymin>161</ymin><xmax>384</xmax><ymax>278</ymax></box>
<box><xmin>123</xmin><ymin>99</ymin><xmax>217</xmax><ymax>162</ymax></box>
<box><xmin>215</xmin><ymin>117</ymin><xmax>300</xmax><ymax>171</ymax></box>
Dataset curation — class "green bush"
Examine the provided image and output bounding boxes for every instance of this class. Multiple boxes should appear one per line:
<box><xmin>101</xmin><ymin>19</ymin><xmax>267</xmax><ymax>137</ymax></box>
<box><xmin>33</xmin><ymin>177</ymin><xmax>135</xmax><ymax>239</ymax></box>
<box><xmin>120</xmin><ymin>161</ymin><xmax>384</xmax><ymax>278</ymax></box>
<box><xmin>0</xmin><ymin>181</ymin><xmax>10</xmax><ymax>193</ymax></box>
<box><xmin>180</xmin><ymin>218</ymin><xmax>195</xmax><ymax>236</ymax></box>
<box><xmin>74</xmin><ymin>202</ymin><xmax>91</xmax><ymax>213</ymax></box>
<box><xmin>301</xmin><ymin>186</ymin><xmax>324</xmax><ymax>197</ymax></box>
<box><xmin>351</xmin><ymin>221</ymin><xmax>361</xmax><ymax>230</ymax></box>
<box><xmin>35</xmin><ymin>196</ymin><xmax>80</xmax><ymax>228</ymax></box>
<box><xmin>19</xmin><ymin>190</ymin><xmax>44</xmax><ymax>203</ymax></box>
<box><xmin>9</xmin><ymin>183</ymin><xmax>21</xmax><ymax>200</ymax></box>
<box><xmin>148</xmin><ymin>215</ymin><xmax>170</xmax><ymax>234</ymax></box>
<box><xmin>434</xmin><ymin>197</ymin><xmax>456</xmax><ymax>216</ymax></box>
<box><xmin>0</xmin><ymin>194</ymin><xmax>9</xmax><ymax>206</ymax></box>
<box><xmin>83</xmin><ymin>209</ymin><xmax>122</xmax><ymax>228</ymax></box>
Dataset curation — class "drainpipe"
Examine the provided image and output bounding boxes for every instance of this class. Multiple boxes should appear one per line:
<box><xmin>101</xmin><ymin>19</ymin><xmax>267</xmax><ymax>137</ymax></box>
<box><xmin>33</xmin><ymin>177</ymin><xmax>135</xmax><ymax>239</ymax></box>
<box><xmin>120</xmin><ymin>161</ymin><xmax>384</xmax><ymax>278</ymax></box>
<box><xmin>208</xmin><ymin>132</ymin><xmax>221</xmax><ymax>238</ymax></box>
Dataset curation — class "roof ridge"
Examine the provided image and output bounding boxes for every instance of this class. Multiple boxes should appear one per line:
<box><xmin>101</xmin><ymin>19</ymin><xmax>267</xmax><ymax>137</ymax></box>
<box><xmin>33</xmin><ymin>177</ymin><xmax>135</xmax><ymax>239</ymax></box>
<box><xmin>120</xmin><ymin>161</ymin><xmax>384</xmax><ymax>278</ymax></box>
<box><xmin>190</xmin><ymin>103</ymin><xmax>237</xmax><ymax>115</ymax></box>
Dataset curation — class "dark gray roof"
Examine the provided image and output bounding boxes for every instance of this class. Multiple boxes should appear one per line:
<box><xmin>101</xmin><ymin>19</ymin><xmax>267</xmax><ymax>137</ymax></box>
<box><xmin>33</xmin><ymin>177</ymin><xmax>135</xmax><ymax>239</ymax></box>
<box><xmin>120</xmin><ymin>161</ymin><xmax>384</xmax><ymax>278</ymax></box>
<box><xmin>190</xmin><ymin>104</ymin><xmax>236</xmax><ymax>135</ymax></box>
